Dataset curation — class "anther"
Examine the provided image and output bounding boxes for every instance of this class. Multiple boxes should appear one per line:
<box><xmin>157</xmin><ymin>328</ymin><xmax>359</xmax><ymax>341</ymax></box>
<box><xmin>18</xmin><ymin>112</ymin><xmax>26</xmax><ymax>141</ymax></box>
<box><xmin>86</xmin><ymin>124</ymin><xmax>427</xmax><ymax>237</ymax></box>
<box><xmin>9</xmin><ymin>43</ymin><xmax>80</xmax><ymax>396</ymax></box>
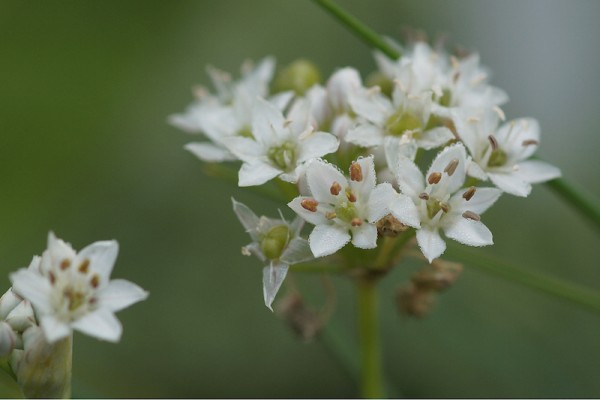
<box><xmin>467</xmin><ymin>116</ymin><xmax>480</xmax><ymax>123</ymax></box>
<box><xmin>493</xmin><ymin>106</ymin><xmax>506</xmax><ymax>121</ymax></box>
<box><xmin>488</xmin><ymin>135</ymin><xmax>499</xmax><ymax>150</ymax></box>
<box><xmin>462</xmin><ymin>211</ymin><xmax>481</xmax><ymax>221</ymax></box>
<box><xmin>330</xmin><ymin>182</ymin><xmax>342</xmax><ymax>196</ymax></box>
<box><xmin>453</xmin><ymin>71</ymin><xmax>460</xmax><ymax>84</ymax></box>
<box><xmin>90</xmin><ymin>274</ymin><xmax>100</xmax><ymax>289</ymax></box>
<box><xmin>444</xmin><ymin>159</ymin><xmax>459</xmax><ymax>176</ymax></box>
<box><xmin>49</xmin><ymin>271</ymin><xmax>56</xmax><ymax>285</ymax></box>
<box><xmin>351</xmin><ymin>218</ymin><xmax>363</xmax><ymax>227</ymax></box>
<box><xmin>439</xmin><ymin>202</ymin><xmax>450</xmax><ymax>213</ymax></box>
<box><xmin>462</xmin><ymin>186</ymin><xmax>476</xmax><ymax>201</ymax></box>
<box><xmin>301</xmin><ymin>198</ymin><xmax>318</xmax><ymax>212</ymax></box>
<box><xmin>346</xmin><ymin>190</ymin><xmax>357</xmax><ymax>203</ymax></box>
<box><xmin>78</xmin><ymin>259</ymin><xmax>90</xmax><ymax>274</ymax></box>
<box><xmin>325</xmin><ymin>211</ymin><xmax>337</xmax><ymax>220</ymax></box>
<box><xmin>60</xmin><ymin>259</ymin><xmax>71</xmax><ymax>270</ymax></box>
<box><xmin>283</xmin><ymin>119</ymin><xmax>293</xmax><ymax>128</ymax></box>
<box><xmin>418</xmin><ymin>192</ymin><xmax>430</xmax><ymax>200</ymax></box>
<box><xmin>428</xmin><ymin>172</ymin><xmax>442</xmax><ymax>185</ymax></box>
<box><xmin>350</xmin><ymin>162</ymin><xmax>363</xmax><ymax>182</ymax></box>
<box><xmin>522</xmin><ymin>139</ymin><xmax>539</xmax><ymax>146</ymax></box>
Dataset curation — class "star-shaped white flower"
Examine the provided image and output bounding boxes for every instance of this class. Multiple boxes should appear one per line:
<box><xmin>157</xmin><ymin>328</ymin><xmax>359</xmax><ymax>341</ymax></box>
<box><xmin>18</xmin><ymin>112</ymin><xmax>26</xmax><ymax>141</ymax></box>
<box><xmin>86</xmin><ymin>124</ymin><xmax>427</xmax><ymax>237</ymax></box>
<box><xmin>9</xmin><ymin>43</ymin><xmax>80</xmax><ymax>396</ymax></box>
<box><xmin>224</xmin><ymin>97</ymin><xmax>339</xmax><ymax>186</ymax></box>
<box><xmin>10</xmin><ymin>233</ymin><xmax>148</xmax><ymax>344</ymax></box>
<box><xmin>288</xmin><ymin>156</ymin><xmax>390</xmax><ymax>257</ymax></box>
<box><xmin>387</xmin><ymin>143</ymin><xmax>502</xmax><ymax>262</ymax></box>
<box><xmin>453</xmin><ymin>109</ymin><xmax>562</xmax><ymax>197</ymax></box>
<box><xmin>233</xmin><ymin>199</ymin><xmax>313</xmax><ymax>310</ymax></box>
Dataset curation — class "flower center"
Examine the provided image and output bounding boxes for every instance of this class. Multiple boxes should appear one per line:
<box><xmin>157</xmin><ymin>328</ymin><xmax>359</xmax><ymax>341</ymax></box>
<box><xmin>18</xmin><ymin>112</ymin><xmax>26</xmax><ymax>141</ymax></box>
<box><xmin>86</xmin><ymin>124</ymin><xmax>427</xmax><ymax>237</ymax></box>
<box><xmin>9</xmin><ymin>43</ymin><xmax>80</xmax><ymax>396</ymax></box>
<box><xmin>487</xmin><ymin>148</ymin><xmax>507</xmax><ymax>167</ymax></box>
<box><xmin>438</xmin><ymin>88</ymin><xmax>453</xmax><ymax>107</ymax></box>
<box><xmin>63</xmin><ymin>287</ymin><xmax>87</xmax><ymax>312</ymax></box>
<box><xmin>260</xmin><ymin>225</ymin><xmax>290</xmax><ymax>260</ymax></box>
<box><xmin>385</xmin><ymin>110</ymin><xmax>423</xmax><ymax>137</ymax></box>
<box><xmin>268</xmin><ymin>141</ymin><xmax>296</xmax><ymax>170</ymax></box>
<box><xmin>335</xmin><ymin>201</ymin><xmax>357</xmax><ymax>224</ymax></box>
<box><xmin>238</xmin><ymin>126</ymin><xmax>254</xmax><ymax>139</ymax></box>
<box><xmin>425</xmin><ymin>197</ymin><xmax>450</xmax><ymax>219</ymax></box>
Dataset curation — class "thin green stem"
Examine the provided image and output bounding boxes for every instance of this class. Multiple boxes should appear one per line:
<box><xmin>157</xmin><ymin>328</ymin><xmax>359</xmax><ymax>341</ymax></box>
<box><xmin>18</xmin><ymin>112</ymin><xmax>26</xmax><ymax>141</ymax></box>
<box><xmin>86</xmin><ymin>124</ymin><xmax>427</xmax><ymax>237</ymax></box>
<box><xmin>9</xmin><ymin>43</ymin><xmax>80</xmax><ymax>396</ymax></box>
<box><xmin>290</xmin><ymin>260</ymin><xmax>348</xmax><ymax>274</ymax></box>
<box><xmin>545</xmin><ymin>177</ymin><xmax>600</xmax><ymax>233</ymax></box>
<box><xmin>448</xmin><ymin>245</ymin><xmax>600</xmax><ymax>315</ymax></box>
<box><xmin>356</xmin><ymin>277</ymin><xmax>384</xmax><ymax>398</ymax></box>
<box><xmin>311</xmin><ymin>0</ymin><xmax>400</xmax><ymax>60</ymax></box>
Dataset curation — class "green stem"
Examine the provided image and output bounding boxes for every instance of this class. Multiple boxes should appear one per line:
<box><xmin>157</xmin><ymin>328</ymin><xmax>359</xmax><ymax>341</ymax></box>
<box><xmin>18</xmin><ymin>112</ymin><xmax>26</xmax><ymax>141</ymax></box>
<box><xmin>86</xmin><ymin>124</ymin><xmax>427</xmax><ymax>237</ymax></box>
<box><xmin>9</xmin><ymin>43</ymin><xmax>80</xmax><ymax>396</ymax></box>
<box><xmin>310</xmin><ymin>0</ymin><xmax>400</xmax><ymax>60</ymax></box>
<box><xmin>448</xmin><ymin>245</ymin><xmax>600</xmax><ymax>315</ymax></box>
<box><xmin>356</xmin><ymin>277</ymin><xmax>385</xmax><ymax>398</ymax></box>
<box><xmin>545</xmin><ymin>177</ymin><xmax>600</xmax><ymax>233</ymax></box>
<box><xmin>290</xmin><ymin>260</ymin><xmax>348</xmax><ymax>274</ymax></box>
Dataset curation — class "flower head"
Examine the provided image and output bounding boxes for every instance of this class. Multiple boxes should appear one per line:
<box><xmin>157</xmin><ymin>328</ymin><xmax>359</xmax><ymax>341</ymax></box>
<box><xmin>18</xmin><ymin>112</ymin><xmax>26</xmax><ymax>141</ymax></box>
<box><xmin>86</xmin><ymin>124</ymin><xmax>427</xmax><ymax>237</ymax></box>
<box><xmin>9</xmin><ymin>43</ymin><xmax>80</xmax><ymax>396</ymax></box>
<box><xmin>10</xmin><ymin>233</ymin><xmax>148</xmax><ymax>344</ymax></box>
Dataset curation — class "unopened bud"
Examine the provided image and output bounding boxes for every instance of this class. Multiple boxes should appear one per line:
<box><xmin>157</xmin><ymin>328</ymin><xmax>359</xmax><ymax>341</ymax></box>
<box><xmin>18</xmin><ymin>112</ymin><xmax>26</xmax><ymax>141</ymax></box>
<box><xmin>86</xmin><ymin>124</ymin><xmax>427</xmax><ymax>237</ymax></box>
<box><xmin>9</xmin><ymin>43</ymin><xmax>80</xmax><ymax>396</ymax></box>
<box><xmin>0</xmin><ymin>289</ymin><xmax>22</xmax><ymax>320</ymax></box>
<box><xmin>260</xmin><ymin>225</ymin><xmax>290</xmax><ymax>260</ymax></box>
<box><xmin>396</xmin><ymin>284</ymin><xmax>436</xmax><ymax>318</ymax></box>
<box><xmin>274</xmin><ymin>59</ymin><xmax>321</xmax><ymax>96</ymax></box>
<box><xmin>412</xmin><ymin>260</ymin><xmax>463</xmax><ymax>291</ymax></box>
<box><xmin>0</xmin><ymin>321</ymin><xmax>17</xmax><ymax>357</ymax></box>
<box><xmin>275</xmin><ymin>292</ymin><xmax>323</xmax><ymax>342</ymax></box>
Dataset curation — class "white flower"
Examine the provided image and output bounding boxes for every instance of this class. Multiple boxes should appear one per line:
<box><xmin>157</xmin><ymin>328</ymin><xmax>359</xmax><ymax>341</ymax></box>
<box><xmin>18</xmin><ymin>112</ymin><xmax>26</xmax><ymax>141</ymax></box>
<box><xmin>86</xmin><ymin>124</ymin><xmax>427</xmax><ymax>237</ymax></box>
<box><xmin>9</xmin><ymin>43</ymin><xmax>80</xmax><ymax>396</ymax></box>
<box><xmin>10</xmin><ymin>233</ymin><xmax>148</xmax><ymax>344</ymax></box>
<box><xmin>347</xmin><ymin>82</ymin><xmax>454</xmax><ymax>159</ymax></box>
<box><xmin>288</xmin><ymin>156</ymin><xmax>390</xmax><ymax>257</ymax></box>
<box><xmin>388</xmin><ymin>143</ymin><xmax>502</xmax><ymax>262</ymax></box>
<box><xmin>224</xmin><ymin>97</ymin><xmax>339</xmax><ymax>186</ymax></box>
<box><xmin>232</xmin><ymin>199</ymin><xmax>313</xmax><ymax>310</ymax></box>
<box><xmin>453</xmin><ymin>110</ymin><xmax>562</xmax><ymax>197</ymax></box>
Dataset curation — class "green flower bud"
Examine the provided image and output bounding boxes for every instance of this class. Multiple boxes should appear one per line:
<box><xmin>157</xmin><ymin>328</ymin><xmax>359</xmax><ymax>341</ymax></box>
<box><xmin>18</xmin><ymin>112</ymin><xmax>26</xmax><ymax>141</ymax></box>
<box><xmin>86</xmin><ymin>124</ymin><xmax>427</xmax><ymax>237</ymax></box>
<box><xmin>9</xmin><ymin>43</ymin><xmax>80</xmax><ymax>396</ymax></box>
<box><xmin>274</xmin><ymin>59</ymin><xmax>321</xmax><ymax>95</ymax></box>
<box><xmin>260</xmin><ymin>225</ymin><xmax>290</xmax><ymax>260</ymax></box>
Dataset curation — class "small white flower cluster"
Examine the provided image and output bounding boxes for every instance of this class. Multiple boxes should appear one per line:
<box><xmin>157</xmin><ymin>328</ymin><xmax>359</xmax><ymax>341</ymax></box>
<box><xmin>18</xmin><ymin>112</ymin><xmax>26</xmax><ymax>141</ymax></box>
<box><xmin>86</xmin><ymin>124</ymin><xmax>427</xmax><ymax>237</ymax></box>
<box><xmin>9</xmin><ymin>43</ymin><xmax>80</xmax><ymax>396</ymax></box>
<box><xmin>172</xmin><ymin>40</ymin><xmax>561</xmax><ymax>309</ymax></box>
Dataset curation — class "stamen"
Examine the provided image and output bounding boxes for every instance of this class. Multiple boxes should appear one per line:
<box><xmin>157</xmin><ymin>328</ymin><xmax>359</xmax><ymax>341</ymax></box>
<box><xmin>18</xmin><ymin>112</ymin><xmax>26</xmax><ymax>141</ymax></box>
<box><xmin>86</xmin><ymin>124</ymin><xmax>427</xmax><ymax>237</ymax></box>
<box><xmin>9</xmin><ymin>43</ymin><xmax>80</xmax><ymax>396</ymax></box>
<box><xmin>283</xmin><ymin>119</ymin><xmax>293</xmax><ymax>128</ymax></box>
<box><xmin>301</xmin><ymin>198</ymin><xmax>318</xmax><ymax>212</ymax></box>
<box><xmin>241</xmin><ymin>246</ymin><xmax>251</xmax><ymax>256</ymax></box>
<box><xmin>325</xmin><ymin>211</ymin><xmax>337</xmax><ymax>220</ymax></box>
<box><xmin>428</xmin><ymin>172</ymin><xmax>442</xmax><ymax>185</ymax></box>
<box><xmin>350</xmin><ymin>162</ymin><xmax>363</xmax><ymax>182</ymax></box>
<box><xmin>452</xmin><ymin>71</ymin><xmax>460</xmax><ymax>84</ymax></box>
<box><xmin>90</xmin><ymin>274</ymin><xmax>100</xmax><ymax>289</ymax></box>
<box><xmin>418</xmin><ymin>192</ymin><xmax>430</xmax><ymax>200</ymax></box>
<box><xmin>330</xmin><ymin>182</ymin><xmax>342</xmax><ymax>196</ymax></box>
<box><xmin>488</xmin><ymin>135</ymin><xmax>499</xmax><ymax>150</ymax></box>
<box><xmin>462</xmin><ymin>211</ymin><xmax>481</xmax><ymax>221</ymax></box>
<box><xmin>78</xmin><ymin>259</ymin><xmax>90</xmax><ymax>274</ymax></box>
<box><xmin>493</xmin><ymin>106</ymin><xmax>506</xmax><ymax>121</ymax></box>
<box><xmin>462</xmin><ymin>186</ymin><xmax>476</xmax><ymax>201</ymax></box>
<box><xmin>522</xmin><ymin>139</ymin><xmax>539</xmax><ymax>146</ymax></box>
<box><xmin>467</xmin><ymin>116</ymin><xmax>480</xmax><ymax>123</ymax></box>
<box><xmin>351</xmin><ymin>218</ymin><xmax>363</xmax><ymax>227</ymax></box>
<box><xmin>60</xmin><ymin>259</ymin><xmax>71</xmax><ymax>270</ymax></box>
<box><xmin>439</xmin><ymin>202</ymin><xmax>449</xmax><ymax>213</ymax></box>
<box><xmin>49</xmin><ymin>271</ymin><xmax>56</xmax><ymax>285</ymax></box>
<box><xmin>450</xmin><ymin>56</ymin><xmax>460</xmax><ymax>70</ymax></box>
<box><xmin>89</xmin><ymin>297</ymin><xmax>97</xmax><ymax>305</ymax></box>
<box><xmin>346</xmin><ymin>190</ymin><xmax>357</xmax><ymax>203</ymax></box>
<box><xmin>444</xmin><ymin>159</ymin><xmax>459</xmax><ymax>176</ymax></box>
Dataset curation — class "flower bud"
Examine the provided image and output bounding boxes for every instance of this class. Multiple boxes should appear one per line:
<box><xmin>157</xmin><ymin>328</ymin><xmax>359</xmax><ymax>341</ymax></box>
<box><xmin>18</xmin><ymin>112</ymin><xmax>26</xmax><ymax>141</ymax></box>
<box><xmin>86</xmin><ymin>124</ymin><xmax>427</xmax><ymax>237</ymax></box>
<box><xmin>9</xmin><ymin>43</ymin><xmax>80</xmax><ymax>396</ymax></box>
<box><xmin>5</xmin><ymin>301</ymin><xmax>36</xmax><ymax>333</ymax></box>
<box><xmin>0</xmin><ymin>321</ymin><xmax>17</xmax><ymax>357</ymax></box>
<box><xmin>260</xmin><ymin>225</ymin><xmax>290</xmax><ymax>260</ymax></box>
<box><xmin>275</xmin><ymin>292</ymin><xmax>323</xmax><ymax>342</ymax></box>
<box><xmin>274</xmin><ymin>59</ymin><xmax>321</xmax><ymax>95</ymax></box>
<box><xmin>0</xmin><ymin>289</ymin><xmax>22</xmax><ymax>320</ymax></box>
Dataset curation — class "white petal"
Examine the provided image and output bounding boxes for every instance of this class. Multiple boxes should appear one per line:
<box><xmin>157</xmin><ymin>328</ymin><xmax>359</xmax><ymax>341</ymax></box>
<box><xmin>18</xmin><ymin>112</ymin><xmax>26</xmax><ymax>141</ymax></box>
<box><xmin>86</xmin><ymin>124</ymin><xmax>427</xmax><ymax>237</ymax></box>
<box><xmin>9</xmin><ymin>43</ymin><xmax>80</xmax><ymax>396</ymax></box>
<box><xmin>427</xmin><ymin>143</ymin><xmax>467</xmax><ymax>195</ymax></box>
<box><xmin>221</xmin><ymin>136</ymin><xmax>264</xmax><ymax>163</ymax></box>
<box><xmin>40</xmin><ymin>315</ymin><xmax>72</xmax><ymax>344</ymax></box>
<box><xmin>389</xmin><ymin>195</ymin><xmax>421</xmax><ymax>228</ymax></box>
<box><xmin>288</xmin><ymin>197</ymin><xmax>329</xmax><ymax>225</ymax></box>
<box><xmin>45</xmin><ymin>232</ymin><xmax>76</xmax><ymax>272</ymax></box>
<box><xmin>71</xmin><ymin>308</ymin><xmax>122</xmax><ymax>342</ymax></box>
<box><xmin>251</xmin><ymin>97</ymin><xmax>286</xmax><ymax>146</ymax></box>
<box><xmin>9</xmin><ymin>269</ymin><xmax>53</xmax><ymax>315</ymax></box>
<box><xmin>231</xmin><ymin>198</ymin><xmax>260</xmax><ymax>240</ymax></box>
<box><xmin>306</xmin><ymin>160</ymin><xmax>347</xmax><ymax>203</ymax></box>
<box><xmin>346</xmin><ymin>123</ymin><xmax>384</xmax><ymax>147</ymax></box>
<box><xmin>262</xmin><ymin>263</ymin><xmax>289</xmax><ymax>311</ymax></box>
<box><xmin>467</xmin><ymin>157</ymin><xmax>488</xmax><ymax>180</ymax></box>
<box><xmin>488</xmin><ymin>172</ymin><xmax>532</xmax><ymax>197</ymax></box>
<box><xmin>327</xmin><ymin>67</ymin><xmax>362</xmax><ymax>111</ymax></box>
<box><xmin>309</xmin><ymin>224</ymin><xmax>351</xmax><ymax>257</ymax></box>
<box><xmin>77</xmin><ymin>240</ymin><xmax>119</xmax><ymax>283</ymax></box>
<box><xmin>348</xmin><ymin>89</ymin><xmax>391</xmax><ymax>126</ymax></box>
<box><xmin>416</xmin><ymin>227</ymin><xmax>446</xmax><ymax>263</ymax></box>
<box><xmin>184</xmin><ymin>142</ymin><xmax>236</xmax><ymax>162</ymax></box>
<box><xmin>444</xmin><ymin>218</ymin><xmax>493</xmax><ymax>247</ymax></box>
<box><xmin>395</xmin><ymin>157</ymin><xmax>425</xmax><ymax>198</ymax></box>
<box><xmin>384</xmin><ymin>136</ymin><xmax>418</xmax><ymax>177</ymax></box>
<box><xmin>497</xmin><ymin>118</ymin><xmax>540</xmax><ymax>160</ymax></box>
<box><xmin>453</xmin><ymin>187</ymin><xmax>502</xmax><ymax>214</ymax></box>
<box><xmin>366</xmin><ymin>183</ymin><xmax>397</xmax><ymax>222</ymax></box>
<box><xmin>297</xmin><ymin>131</ymin><xmax>339</xmax><ymax>163</ymax></box>
<box><xmin>238</xmin><ymin>161</ymin><xmax>281</xmax><ymax>187</ymax></box>
<box><xmin>418</xmin><ymin>126</ymin><xmax>454</xmax><ymax>150</ymax></box>
<box><xmin>97</xmin><ymin>279</ymin><xmax>148</xmax><ymax>313</ymax></box>
<box><xmin>516</xmin><ymin>160</ymin><xmax>561</xmax><ymax>184</ymax></box>
<box><xmin>351</xmin><ymin>224</ymin><xmax>377</xmax><ymax>249</ymax></box>
<box><xmin>280</xmin><ymin>238</ymin><xmax>313</xmax><ymax>264</ymax></box>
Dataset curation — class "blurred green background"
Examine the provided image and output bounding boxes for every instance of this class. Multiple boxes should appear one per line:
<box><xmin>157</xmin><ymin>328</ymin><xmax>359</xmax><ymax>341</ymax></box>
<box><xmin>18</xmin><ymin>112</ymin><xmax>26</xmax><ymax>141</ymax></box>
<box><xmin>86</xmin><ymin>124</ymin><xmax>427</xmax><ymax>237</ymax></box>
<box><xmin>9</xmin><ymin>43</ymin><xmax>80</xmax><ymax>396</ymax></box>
<box><xmin>1</xmin><ymin>0</ymin><xmax>599</xmax><ymax>397</ymax></box>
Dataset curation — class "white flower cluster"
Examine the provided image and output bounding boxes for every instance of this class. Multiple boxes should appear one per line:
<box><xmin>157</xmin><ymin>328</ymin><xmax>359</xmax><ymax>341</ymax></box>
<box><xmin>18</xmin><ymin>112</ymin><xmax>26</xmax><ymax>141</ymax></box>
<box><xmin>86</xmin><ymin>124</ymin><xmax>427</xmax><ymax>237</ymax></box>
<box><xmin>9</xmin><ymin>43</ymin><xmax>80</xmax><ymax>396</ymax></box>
<box><xmin>172</xmin><ymin>41</ymin><xmax>561</xmax><ymax>308</ymax></box>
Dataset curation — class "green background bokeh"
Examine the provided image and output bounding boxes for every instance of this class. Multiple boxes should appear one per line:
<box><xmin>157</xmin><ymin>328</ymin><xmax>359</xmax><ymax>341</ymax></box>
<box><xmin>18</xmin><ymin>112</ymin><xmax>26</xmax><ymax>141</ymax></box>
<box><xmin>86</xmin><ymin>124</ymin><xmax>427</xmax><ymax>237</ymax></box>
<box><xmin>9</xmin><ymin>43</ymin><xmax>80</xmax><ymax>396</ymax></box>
<box><xmin>1</xmin><ymin>0</ymin><xmax>599</xmax><ymax>397</ymax></box>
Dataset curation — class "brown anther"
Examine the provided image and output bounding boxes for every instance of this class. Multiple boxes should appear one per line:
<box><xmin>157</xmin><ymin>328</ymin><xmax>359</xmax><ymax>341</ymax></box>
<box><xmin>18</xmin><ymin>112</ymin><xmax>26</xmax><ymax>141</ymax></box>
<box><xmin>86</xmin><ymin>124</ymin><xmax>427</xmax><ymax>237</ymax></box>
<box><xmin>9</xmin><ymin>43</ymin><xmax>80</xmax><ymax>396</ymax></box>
<box><xmin>325</xmin><ymin>211</ymin><xmax>337</xmax><ymax>220</ymax></box>
<box><xmin>350</xmin><ymin>162</ymin><xmax>363</xmax><ymax>182</ymax></box>
<box><xmin>488</xmin><ymin>135</ymin><xmax>499</xmax><ymax>150</ymax></box>
<box><xmin>453</xmin><ymin>71</ymin><xmax>460</xmax><ymax>84</ymax></box>
<box><xmin>89</xmin><ymin>297</ymin><xmax>97</xmax><ymax>305</ymax></box>
<box><xmin>60</xmin><ymin>259</ymin><xmax>71</xmax><ymax>270</ymax></box>
<box><xmin>90</xmin><ymin>274</ymin><xmax>100</xmax><ymax>288</ymax></box>
<box><xmin>444</xmin><ymin>159</ymin><xmax>459</xmax><ymax>176</ymax></box>
<box><xmin>346</xmin><ymin>191</ymin><xmax>357</xmax><ymax>203</ymax></box>
<box><xmin>78</xmin><ymin>259</ymin><xmax>90</xmax><ymax>274</ymax></box>
<box><xmin>49</xmin><ymin>271</ymin><xmax>56</xmax><ymax>285</ymax></box>
<box><xmin>439</xmin><ymin>202</ymin><xmax>450</xmax><ymax>213</ymax></box>
<box><xmin>301</xmin><ymin>198</ymin><xmax>318</xmax><ymax>212</ymax></box>
<box><xmin>522</xmin><ymin>139</ymin><xmax>539</xmax><ymax>146</ymax></box>
<box><xmin>462</xmin><ymin>186</ymin><xmax>476</xmax><ymax>201</ymax></box>
<box><xmin>351</xmin><ymin>218</ymin><xmax>363</xmax><ymax>227</ymax></box>
<box><xmin>428</xmin><ymin>172</ymin><xmax>442</xmax><ymax>185</ymax></box>
<box><xmin>418</xmin><ymin>192</ymin><xmax>430</xmax><ymax>200</ymax></box>
<box><xmin>330</xmin><ymin>181</ymin><xmax>342</xmax><ymax>196</ymax></box>
<box><xmin>462</xmin><ymin>210</ymin><xmax>481</xmax><ymax>221</ymax></box>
